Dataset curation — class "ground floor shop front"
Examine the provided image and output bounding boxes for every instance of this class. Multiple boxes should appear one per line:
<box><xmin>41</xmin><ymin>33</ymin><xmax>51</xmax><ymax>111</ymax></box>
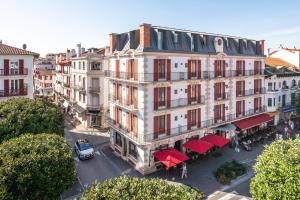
<box><xmin>109</xmin><ymin>114</ymin><xmax>274</xmax><ymax>175</ymax></box>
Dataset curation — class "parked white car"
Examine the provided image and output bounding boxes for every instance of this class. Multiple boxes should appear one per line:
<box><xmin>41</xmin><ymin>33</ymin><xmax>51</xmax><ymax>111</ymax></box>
<box><xmin>74</xmin><ymin>139</ymin><xmax>94</xmax><ymax>160</ymax></box>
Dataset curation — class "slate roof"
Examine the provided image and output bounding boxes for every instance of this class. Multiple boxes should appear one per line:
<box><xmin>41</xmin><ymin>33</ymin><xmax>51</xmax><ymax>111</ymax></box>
<box><xmin>0</xmin><ymin>43</ymin><xmax>39</xmax><ymax>57</ymax></box>
<box><xmin>113</xmin><ymin>24</ymin><xmax>264</xmax><ymax>57</ymax></box>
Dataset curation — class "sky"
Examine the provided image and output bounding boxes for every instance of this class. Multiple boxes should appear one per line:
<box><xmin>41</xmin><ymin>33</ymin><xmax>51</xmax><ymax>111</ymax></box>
<box><xmin>1</xmin><ymin>0</ymin><xmax>300</xmax><ymax>56</ymax></box>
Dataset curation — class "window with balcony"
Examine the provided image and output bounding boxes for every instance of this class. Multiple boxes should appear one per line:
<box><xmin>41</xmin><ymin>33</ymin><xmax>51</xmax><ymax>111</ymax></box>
<box><xmin>190</xmin><ymin>109</ymin><xmax>197</xmax><ymax>127</ymax></box>
<box><xmin>254</xmin><ymin>79</ymin><xmax>262</xmax><ymax>93</ymax></box>
<box><xmin>191</xmin><ymin>85</ymin><xmax>197</xmax><ymax>102</ymax></box>
<box><xmin>158</xmin><ymin>60</ymin><xmax>166</xmax><ymax>79</ymax></box>
<box><xmin>214</xmin><ymin>82</ymin><xmax>225</xmax><ymax>100</ymax></box>
<box><xmin>236</xmin><ymin>100</ymin><xmax>245</xmax><ymax>117</ymax></box>
<box><xmin>214</xmin><ymin>60</ymin><xmax>225</xmax><ymax>77</ymax></box>
<box><xmin>158</xmin><ymin>88</ymin><xmax>166</xmax><ymax>107</ymax></box>
<box><xmin>254</xmin><ymin>61</ymin><xmax>262</xmax><ymax>75</ymax></box>
<box><xmin>188</xmin><ymin>60</ymin><xmax>201</xmax><ymax>79</ymax></box>
<box><xmin>236</xmin><ymin>60</ymin><xmax>245</xmax><ymax>76</ymax></box>
<box><xmin>254</xmin><ymin>97</ymin><xmax>262</xmax><ymax>112</ymax></box>
<box><xmin>158</xmin><ymin>115</ymin><xmax>165</xmax><ymax>133</ymax></box>
<box><xmin>214</xmin><ymin>104</ymin><xmax>225</xmax><ymax>123</ymax></box>
<box><xmin>236</xmin><ymin>81</ymin><xmax>245</xmax><ymax>97</ymax></box>
<box><xmin>267</xmin><ymin>82</ymin><xmax>272</xmax><ymax>91</ymax></box>
<box><xmin>187</xmin><ymin>108</ymin><xmax>201</xmax><ymax>129</ymax></box>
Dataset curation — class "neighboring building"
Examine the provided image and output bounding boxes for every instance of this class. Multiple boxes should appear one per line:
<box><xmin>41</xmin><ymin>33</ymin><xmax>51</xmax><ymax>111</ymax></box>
<box><xmin>53</xmin><ymin>52</ymin><xmax>68</xmax><ymax>104</ymax></box>
<box><xmin>33</xmin><ymin>58</ymin><xmax>55</xmax><ymax>98</ymax></box>
<box><xmin>69</xmin><ymin>45</ymin><xmax>109</xmax><ymax>129</ymax></box>
<box><xmin>269</xmin><ymin>47</ymin><xmax>300</xmax><ymax>68</ymax></box>
<box><xmin>0</xmin><ymin>41</ymin><xmax>39</xmax><ymax>101</ymax></box>
<box><xmin>107</xmin><ymin>23</ymin><xmax>267</xmax><ymax>174</ymax></box>
<box><xmin>264</xmin><ymin>57</ymin><xmax>300</xmax><ymax>124</ymax></box>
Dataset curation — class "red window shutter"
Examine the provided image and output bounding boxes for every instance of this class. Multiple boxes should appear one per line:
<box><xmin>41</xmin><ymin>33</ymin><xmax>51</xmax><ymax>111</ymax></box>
<box><xmin>153</xmin><ymin>116</ymin><xmax>159</xmax><ymax>139</ymax></box>
<box><xmin>166</xmin><ymin>114</ymin><xmax>171</xmax><ymax>135</ymax></box>
<box><xmin>4</xmin><ymin>59</ymin><xmax>9</xmax><ymax>75</ymax></box>
<box><xmin>166</xmin><ymin>59</ymin><xmax>171</xmax><ymax>81</ymax></box>
<box><xmin>243</xmin><ymin>80</ymin><xmax>245</xmax><ymax>96</ymax></box>
<box><xmin>19</xmin><ymin>79</ymin><xmax>24</xmax><ymax>95</ymax></box>
<box><xmin>214</xmin><ymin>83</ymin><xmax>217</xmax><ymax>100</ymax></box>
<box><xmin>154</xmin><ymin>59</ymin><xmax>158</xmax><ymax>81</ymax></box>
<box><xmin>236</xmin><ymin>101</ymin><xmax>239</xmax><ymax>117</ymax></box>
<box><xmin>166</xmin><ymin>87</ymin><xmax>171</xmax><ymax>108</ymax></box>
<box><xmin>197</xmin><ymin>108</ymin><xmax>201</xmax><ymax>128</ymax></box>
<box><xmin>254</xmin><ymin>98</ymin><xmax>257</xmax><ymax>111</ymax></box>
<box><xmin>236</xmin><ymin>81</ymin><xmax>239</xmax><ymax>97</ymax></box>
<box><xmin>187</xmin><ymin>110</ymin><xmax>191</xmax><ymax>130</ymax></box>
<box><xmin>116</xmin><ymin>59</ymin><xmax>120</xmax><ymax>78</ymax></box>
<box><xmin>126</xmin><ymin>60</ymin><xmax>130</xmax><ymax>79</ymax></box>
<box><xmin>254</xmin><ymin>79</ymin><xmax>257</xmax><ymax>93</ymax></box>
<box><xmin>154</xmin><ymin>88</ymin><xmax>158</xmax><ymax>110</ymax></box>
<box><xmin>187</xmin><ymin>85</ymin><xmax>191</xmax><ymax>104</ymax></box>
<box><xmin>197</xmin><ymin>84</ymin><xmax>201</xmax><ymax>103</ymax></box>
<box><xmin>19</xmin><ymin>59</ymin><xmax>24</xmax><ymax>75</ymax></box>
<box><xmin>222</xmin><ymin>82</ymin><xmax>226</xmax><ymax>99</ymax></box>
<box><xmin>114</xmin><ymin>107</ymin><xmax>117</xmax><ymax>124</ymax></box>
<box><xmin>222</xmin><ymin>60</ymin><xmax>226</xmax><ymax>77</ymax></box>
<box><xmin>188</xmin><ymin>60</ymin><xmax>192</xmax><ymax>79</ymax></box>
<box><xmin>222</xmin><ymin>104</ymin><xmax>225</xmax><ymax>121</ymax></box>
<box><xmin>214</xmin><ymin>60</ymin><xmax>217</xmax><ymax>78</ymax></box>
<box><xmin>242</xmin><ymin>100</ymin><xmax>245</xmax><ymax>115</ymax></box>
<box><xmin>197</xmin><ymin>60</ymin><xmax>201</xmax><ymax>79</ymax></box>
<box><xmin>4</xmin><ymin>79</ymin><xmax>9</xmax><ymax>96</ymax></box>
<box><xmin>243</xmin><ymin>60</ymin><xmax>245</xmax><ymax>76</ymax></box>
<box><xmin>254</xmin><ymin>61</ymin><xmax>257</xmax><ymax>74</ymax></box>
<box><xmin>214</xmin><ymin>105</ymin><xmax>218</xmax><ymax>123</ymax></box>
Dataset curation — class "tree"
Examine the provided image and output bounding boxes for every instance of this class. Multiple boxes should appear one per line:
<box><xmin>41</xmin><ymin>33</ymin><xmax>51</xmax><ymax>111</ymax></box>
<box><xmin>0</xmin><ymin>98</ymin><xmax>64</xmax><ymax>142</ymax></box>
<box><xmin>0</xmin><ymin>134</ymin><xmax>76</xmax><ymax>200</ymax></box>
<box><xmin>82</xmin><ymin>176</ymin><xmax>204</xmax><ymax>200</ymax></box>
<box><xmin>250</xmin><ymin>137</ymin><xmax>300</xmax><ymax>200</ymax></box>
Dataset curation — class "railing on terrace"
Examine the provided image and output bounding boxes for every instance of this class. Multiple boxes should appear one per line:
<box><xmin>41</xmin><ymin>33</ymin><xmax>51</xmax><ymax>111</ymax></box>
<box><xmin>0</xmin><ymin>88</ymin><xmax>28</xmax><ymax>97</ymax></box>
<box><xmin>0</xmin><ymin>68</ymin><xmax>28</xmax><ymax>76</ymax></box>
<box><xmin>106</xmin><ymin>69</ymin><xmax>263</xmax><ymax>82</ymax></box>
<box><xmin>236</xmin><ymin>88</ymin><xmax>266</xmax><ymax>97</ymax></box>
<box><xmin>107</xmin><ymin>106</ymin><xmax>267</xmax><ymax>144</ymax></box>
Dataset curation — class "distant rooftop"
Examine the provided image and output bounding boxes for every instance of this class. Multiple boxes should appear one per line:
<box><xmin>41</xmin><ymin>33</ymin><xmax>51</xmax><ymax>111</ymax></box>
<box><xmin>0</xmin><ymin>42</ymin><xmax>39</xmax><ymax>57</ymax></box>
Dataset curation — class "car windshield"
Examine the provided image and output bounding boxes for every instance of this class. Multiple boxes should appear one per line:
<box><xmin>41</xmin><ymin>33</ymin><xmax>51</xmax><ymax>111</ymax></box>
<box><xmin>79</xmin><ymin>142</ymin><xmax>92</xmax><ymax>151</ymax></box>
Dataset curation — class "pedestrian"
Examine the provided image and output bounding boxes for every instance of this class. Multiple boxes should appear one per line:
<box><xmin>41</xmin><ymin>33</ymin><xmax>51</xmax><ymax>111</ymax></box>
<box><xmin>234</xmin><ymin>139</ymin><xmax>240</xmax><ymax>153</ymax></box>
<box><xmin>181</xmin><ymin>162</ymin><xmax>188</xmax><ymax>179</ymax></box>
<box><xmin>284</xmin><ymin>126</ymin><xmax>289</xmax><ymax>138</ymax></box>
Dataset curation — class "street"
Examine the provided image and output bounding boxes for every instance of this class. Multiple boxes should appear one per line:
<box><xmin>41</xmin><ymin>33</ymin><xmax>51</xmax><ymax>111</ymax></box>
<box><xmin>62</xmin><ymin>119</ymin><xmax>271</xmax><ymax>199</ymax></box>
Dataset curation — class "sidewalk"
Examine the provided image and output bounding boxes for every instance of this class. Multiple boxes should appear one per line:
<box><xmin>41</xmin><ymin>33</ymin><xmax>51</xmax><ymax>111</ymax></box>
<box><xmin>146</xmin><ymin>141</ymin><xmax>266</xmax><ymax>197</ymax></box>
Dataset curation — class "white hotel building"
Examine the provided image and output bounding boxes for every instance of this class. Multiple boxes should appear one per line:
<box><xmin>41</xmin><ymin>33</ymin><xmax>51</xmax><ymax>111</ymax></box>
<box><xmin>107</xmin><ymin>24</ymin><xmax>267</xmax><ymax>174</ymax></box>
<box><xmin>0</xmin><ymin>42</ymin><xmax>39</xmax><ymax>101</ymax></box>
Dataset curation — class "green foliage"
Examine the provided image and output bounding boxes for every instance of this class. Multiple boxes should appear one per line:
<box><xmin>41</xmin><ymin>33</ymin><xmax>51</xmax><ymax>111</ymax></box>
<box><xmin>0</xmin><ymin>98</ymin><xmax>64</xmax><ymax>142</ymax></box>
<box><xmin>214</xmin><ymin>160</ymin><xmax>246</xmax><ymax>185</ymax></box>
<box><xmin>82</xmin><ymin>176</ymin><xmax>205</xmax><ymax>200</ymax></box>
<box><xmin>0</xmin><ymin>134</ymin><xmax>76</xmax><ymax>200</ymax></box>
<box><xmin>250</xmin><ymin>137</ymin><xmax>300</xmax><ymax>200</ymax></box>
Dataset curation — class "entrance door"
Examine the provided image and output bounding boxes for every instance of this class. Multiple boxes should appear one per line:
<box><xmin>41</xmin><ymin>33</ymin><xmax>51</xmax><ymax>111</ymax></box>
<box><xmin>174</xmin><ymin>140</ymin><xmax>181</xmax><ymax>151</ymax></box>
<box><xmin>282</xmin><ymin>95</ymin><xmax>286</xmax><ymax>107</ymax></box>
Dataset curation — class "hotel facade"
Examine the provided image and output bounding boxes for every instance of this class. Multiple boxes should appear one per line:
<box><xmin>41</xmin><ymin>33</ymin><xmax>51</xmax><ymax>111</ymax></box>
<box><xmin>107</xmin><ymin>24</ymin><xmax>266</xmax><ymax>174</ymax></box>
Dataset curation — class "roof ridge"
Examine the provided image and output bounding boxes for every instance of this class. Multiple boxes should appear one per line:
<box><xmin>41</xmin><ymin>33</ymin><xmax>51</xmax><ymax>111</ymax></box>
<box><xmin>0</xmin><ymin>43</ymin><xmax>39</xmax><ymax>56</ymax></box>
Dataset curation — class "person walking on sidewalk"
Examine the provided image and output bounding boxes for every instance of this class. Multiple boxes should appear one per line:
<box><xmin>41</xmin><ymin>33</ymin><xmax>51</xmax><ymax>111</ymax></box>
<box><xmin>181</xmin><ymin>162</ymin><xmax>188</xmax><ymax>179</ymax></box>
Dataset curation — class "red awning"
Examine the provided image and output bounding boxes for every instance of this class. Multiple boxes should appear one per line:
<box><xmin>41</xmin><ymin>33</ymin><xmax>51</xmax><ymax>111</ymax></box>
<box><xmin>183</xmin><ymin>140</ymin><xmax>214</xmax><ymax>154</ymax></box>
<box><xmin>201</xmin><ymin>134</ymin><xmax>230</xmax><ymax>148</ymax></box>
<box><xmin>153</xmin><ymin>148</ymin><xmax>189</xmax><ymax>168</ymax></box>
<box><xmin>233</xmin><ymin>114</ymin><xmax>273</xmax><ymax>131</ymax></box>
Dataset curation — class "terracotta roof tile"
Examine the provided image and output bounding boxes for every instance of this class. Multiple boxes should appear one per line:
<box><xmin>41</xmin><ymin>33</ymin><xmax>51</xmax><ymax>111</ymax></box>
<box><xmin>0</xmin><ymin>43</ymin><xmax>39</xmax><ymax>57</ymax></box>
<box><xmin>265</xmin><ymin>57</ymin><xmax>294</xmax><ymax>68</ymax></box>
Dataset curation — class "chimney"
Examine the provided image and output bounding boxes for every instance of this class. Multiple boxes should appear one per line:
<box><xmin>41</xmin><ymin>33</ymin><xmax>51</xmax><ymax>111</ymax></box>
<box><xmin>76</xmin><ymin>43</ymin><xmax>81</xmax><ymax>57</ymax></box>
<box><xmin>139</xmin><ymin>23</ymin><xmax>151</xmax><ymax>49</ymax></box>
<box><xmin>109</xmin><ymin>33</ymin><xmax>117</xmax><ymax>54</ymax></box>
<box><xmin>267</xmin><ymin>48</ymin><xmax>271</xmax><ymax>56</ymax></box>
<box><xmin>22</xmin><ymin>44</ymin><xmax>27</xmax><ymax>50</ymax></box>
<box><xmin>259</xmin><ymin>40</ymin><xmax>265</xmax><ymax>55</ymax></box>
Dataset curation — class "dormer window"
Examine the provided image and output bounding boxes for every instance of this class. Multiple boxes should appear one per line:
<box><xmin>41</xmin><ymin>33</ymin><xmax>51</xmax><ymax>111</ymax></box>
<box><xmin>191</xmin><ymin>34</ymin><xmax>195</xmax><ymax>51</ymax></box>
<box><xmin>174</xmin><ymin>32</ymin><xmax>179</xmax><ymax>43</ymax></box>
<box><xmin>157</xmin><ymin>31</ymin><xmax>163</xmax><ymax>50</ymax></box>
